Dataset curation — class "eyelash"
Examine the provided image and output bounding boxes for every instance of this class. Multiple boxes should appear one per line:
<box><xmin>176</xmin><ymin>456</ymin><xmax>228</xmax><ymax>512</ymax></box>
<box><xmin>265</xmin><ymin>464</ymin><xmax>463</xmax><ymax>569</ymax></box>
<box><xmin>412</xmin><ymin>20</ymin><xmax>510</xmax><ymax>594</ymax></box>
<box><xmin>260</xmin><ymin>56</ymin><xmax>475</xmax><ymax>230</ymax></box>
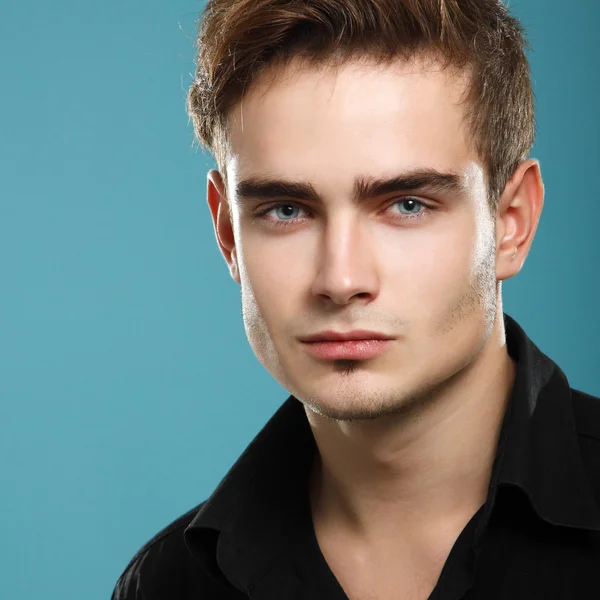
<box><xmin>252</xmin><ymin>197</ymin><xmax>434</xmax><ymax>229</ymax></box>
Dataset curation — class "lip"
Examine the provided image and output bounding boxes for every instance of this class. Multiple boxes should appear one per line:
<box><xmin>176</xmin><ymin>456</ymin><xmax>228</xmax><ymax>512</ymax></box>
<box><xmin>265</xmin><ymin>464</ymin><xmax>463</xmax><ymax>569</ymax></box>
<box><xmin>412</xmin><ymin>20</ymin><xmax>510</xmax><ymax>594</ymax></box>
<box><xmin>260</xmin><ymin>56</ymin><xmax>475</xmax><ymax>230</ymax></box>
<box><xmin>300</xmin><ymin>329</ymin><xmax>395</xmax><ymax>342</ymax></box>
<box><xmin>301</xmin><ymin>339</ymin><xmax>392</xmax><ymax>360</ymax></box>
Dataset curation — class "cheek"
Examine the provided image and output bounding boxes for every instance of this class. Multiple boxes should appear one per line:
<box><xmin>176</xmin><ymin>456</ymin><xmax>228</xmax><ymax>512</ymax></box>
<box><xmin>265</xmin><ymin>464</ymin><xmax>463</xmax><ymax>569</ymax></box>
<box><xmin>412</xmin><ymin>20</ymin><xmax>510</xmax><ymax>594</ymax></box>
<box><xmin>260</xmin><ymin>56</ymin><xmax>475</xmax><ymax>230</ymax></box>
<box><xmin>379</xmin><ymin>218</ymin><xmax>476</xmax><ymax>299</ymax></box>
<box><xmin>239</xmin><ymin>233</ymin><xmax>313</xmax><ymax>318</ymax></box>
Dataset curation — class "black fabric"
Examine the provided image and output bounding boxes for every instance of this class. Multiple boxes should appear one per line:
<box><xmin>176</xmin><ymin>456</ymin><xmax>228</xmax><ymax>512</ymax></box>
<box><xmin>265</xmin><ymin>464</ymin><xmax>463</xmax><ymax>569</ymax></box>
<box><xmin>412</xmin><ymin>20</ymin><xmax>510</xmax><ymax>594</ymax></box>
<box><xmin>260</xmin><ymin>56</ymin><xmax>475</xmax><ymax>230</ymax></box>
<box><xmin>111</xmin><ymin>313</ymin><xmax>600</xmax><ymax>599</ymax></box>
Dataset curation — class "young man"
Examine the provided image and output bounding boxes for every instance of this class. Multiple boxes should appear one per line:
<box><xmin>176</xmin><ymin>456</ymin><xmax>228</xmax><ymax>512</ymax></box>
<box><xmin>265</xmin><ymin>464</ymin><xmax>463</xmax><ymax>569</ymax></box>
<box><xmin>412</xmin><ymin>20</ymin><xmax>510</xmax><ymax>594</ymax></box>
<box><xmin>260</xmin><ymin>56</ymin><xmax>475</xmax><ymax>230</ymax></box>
<box><xmin>113</xmin><ymin>1</ymin><xmax>600</xmax><ymax>598</ymax></box>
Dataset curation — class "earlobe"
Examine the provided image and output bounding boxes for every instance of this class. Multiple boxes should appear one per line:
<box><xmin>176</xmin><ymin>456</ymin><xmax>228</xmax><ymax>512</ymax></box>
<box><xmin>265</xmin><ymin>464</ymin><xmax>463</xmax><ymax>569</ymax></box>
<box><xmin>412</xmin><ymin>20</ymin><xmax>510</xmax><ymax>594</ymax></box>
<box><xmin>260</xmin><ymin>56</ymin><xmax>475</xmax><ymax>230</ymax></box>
<box><xmin>230</xmin><ymin>247</ymin><xmax>240</xmax><ymax>284</ymax></box>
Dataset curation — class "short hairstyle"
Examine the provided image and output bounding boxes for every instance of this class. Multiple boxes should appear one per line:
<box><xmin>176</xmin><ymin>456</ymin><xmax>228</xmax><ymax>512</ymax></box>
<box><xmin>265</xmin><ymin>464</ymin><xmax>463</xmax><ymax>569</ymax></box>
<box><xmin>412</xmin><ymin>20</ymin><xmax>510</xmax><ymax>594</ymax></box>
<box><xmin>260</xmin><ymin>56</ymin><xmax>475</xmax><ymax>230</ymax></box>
<box><xmin>187</xmin><ymin>0</ymin><xmax>535</xmax><ymax>214</ymax></box>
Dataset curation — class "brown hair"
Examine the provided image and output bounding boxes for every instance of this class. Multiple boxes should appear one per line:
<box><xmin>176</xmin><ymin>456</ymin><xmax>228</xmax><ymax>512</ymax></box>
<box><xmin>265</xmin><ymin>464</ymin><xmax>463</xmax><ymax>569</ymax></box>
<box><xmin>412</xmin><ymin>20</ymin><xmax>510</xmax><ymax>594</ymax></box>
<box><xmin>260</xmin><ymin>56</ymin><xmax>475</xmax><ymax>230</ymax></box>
<box><xmin>187</xmin><ymin>0</ymin><xmax>535</xmax><ymax>213</ymax></box>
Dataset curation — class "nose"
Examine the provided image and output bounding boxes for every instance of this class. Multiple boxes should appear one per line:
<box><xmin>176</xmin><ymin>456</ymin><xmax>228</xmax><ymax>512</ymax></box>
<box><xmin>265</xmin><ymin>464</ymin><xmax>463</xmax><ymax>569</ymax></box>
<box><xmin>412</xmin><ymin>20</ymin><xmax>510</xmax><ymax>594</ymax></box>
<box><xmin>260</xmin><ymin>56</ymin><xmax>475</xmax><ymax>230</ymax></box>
<box><xmin>311</xmin><ymin>215</ymin><xmax>380</xmax><ymax>306</ymax></box>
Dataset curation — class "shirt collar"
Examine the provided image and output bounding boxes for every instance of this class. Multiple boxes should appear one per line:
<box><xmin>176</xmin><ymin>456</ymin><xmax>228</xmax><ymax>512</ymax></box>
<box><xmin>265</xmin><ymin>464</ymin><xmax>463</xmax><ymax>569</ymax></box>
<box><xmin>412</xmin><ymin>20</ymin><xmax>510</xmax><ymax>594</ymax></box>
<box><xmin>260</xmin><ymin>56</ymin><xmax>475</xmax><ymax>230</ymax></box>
<box><xmin>184</xmin><ymin>312</ymin><xmax>600</xmax><ymax>594</ymax></box>
<box><xmin>476</xmin><ymin>314</ymin><xmax>600</xmax><ymax>540</ymax></box>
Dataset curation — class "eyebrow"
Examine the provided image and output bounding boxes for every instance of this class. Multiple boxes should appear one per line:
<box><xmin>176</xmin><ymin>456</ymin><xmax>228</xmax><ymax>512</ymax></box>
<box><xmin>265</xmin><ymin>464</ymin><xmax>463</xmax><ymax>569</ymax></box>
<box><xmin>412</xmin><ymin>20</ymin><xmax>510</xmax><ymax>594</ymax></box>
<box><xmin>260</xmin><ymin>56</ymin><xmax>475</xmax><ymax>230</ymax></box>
<box><xmin>233</xmin><ymin>168</ymin><xmax>465</xmax><ymax>206</ymax></box>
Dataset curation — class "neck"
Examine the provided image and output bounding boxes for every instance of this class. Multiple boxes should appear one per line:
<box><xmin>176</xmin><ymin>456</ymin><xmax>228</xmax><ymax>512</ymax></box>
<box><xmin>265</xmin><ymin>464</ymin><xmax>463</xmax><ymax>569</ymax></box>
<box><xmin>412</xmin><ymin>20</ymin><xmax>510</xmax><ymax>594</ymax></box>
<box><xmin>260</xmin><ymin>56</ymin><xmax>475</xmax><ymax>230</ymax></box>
<box><xmin>306</xmin><ymin>314</ymin><xmax>517</xmax><ymax>547</ymax></box>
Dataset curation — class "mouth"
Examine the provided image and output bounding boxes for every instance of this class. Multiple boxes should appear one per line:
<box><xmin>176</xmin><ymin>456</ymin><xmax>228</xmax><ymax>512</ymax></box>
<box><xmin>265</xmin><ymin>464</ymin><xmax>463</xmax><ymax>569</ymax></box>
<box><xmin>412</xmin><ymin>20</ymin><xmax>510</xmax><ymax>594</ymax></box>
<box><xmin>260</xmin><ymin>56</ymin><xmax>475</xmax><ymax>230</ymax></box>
<box><xmin>300</xmin><ymin>329</ymin><xmax>395</xmax><ymax>343</ymax></box>
<box><xmin>300</xmin><ymin>338</ymin><xmax>392</xmax><ymax>361</ymax></box>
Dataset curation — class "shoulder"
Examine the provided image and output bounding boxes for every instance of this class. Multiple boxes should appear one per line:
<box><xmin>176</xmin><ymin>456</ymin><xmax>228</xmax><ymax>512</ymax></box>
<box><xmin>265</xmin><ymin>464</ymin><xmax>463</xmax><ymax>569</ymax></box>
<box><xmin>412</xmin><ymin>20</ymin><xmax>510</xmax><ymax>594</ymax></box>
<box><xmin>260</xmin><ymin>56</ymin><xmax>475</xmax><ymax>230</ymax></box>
<box><xmin>110</xmin><ymin>502</ymin><xmax>239</xmax><ymax>600</ymax></box>
<box><xmin>571</xmin><ymin>388</ymin><xmax>600</xmax><ymax>499</ymax></box>
<box><xmin>571</xmin><ymin>387</ymin><xmax>600</xmax><ymax>441</ymax></box>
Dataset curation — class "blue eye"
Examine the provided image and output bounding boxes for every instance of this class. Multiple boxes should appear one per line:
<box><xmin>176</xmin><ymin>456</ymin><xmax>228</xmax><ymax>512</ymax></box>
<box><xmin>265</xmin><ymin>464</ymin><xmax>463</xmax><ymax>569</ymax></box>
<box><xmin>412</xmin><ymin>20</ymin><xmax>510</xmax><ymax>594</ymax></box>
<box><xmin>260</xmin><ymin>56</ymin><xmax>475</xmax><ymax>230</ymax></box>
<box><xmin>273</xmin><ymin>204</ymin><xmax>302</xmax><ymax>220</ymax></box>
<box><xmin>254</xmin><ymin>197</ymin><xmax>433</xmax><ymax>229</ymax></box>
<box><xmin>392</xmin><ymin>198</ymin><xmax>425</xmax><ymax>216</ymax></box>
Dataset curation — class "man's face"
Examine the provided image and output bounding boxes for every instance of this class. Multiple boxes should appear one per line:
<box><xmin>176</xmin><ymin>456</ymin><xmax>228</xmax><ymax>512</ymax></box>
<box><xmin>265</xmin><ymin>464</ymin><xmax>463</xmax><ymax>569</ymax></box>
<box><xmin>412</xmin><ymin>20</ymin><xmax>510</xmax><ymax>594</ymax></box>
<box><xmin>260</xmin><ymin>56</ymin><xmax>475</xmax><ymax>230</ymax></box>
<box><xmin>217</xmin><ymin>57</ymin><xmax>501</xmax><ymax>421</ymax></box>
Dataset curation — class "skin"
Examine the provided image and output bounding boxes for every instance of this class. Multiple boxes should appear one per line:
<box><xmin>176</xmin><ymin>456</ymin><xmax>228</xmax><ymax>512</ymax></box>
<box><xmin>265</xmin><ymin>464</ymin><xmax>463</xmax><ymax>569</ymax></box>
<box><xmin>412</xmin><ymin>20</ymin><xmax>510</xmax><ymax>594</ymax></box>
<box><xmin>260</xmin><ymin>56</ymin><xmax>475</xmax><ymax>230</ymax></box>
<box><xmin>206</xmin><ymin>55</ymin><xmax>544</xmax><ymax>596</ymax></box>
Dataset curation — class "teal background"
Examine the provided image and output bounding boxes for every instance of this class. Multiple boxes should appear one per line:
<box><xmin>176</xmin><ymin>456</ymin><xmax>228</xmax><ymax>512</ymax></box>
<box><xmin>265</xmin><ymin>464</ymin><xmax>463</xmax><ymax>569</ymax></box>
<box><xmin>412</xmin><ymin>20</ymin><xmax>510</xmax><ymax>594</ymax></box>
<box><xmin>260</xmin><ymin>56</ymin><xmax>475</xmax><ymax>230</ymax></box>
<box><xmin>0</xmin><ymin>0</ymin><xmax>598</xmax><ymax>598</ymax></box>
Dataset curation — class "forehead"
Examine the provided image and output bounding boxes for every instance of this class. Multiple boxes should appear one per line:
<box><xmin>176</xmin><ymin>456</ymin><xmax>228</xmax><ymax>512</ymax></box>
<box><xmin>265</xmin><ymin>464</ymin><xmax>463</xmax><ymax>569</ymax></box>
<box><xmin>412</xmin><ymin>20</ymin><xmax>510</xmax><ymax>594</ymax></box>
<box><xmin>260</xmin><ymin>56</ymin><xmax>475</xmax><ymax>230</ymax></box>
<box><xmin>225</xmin><ymin>57</ymin><xmax>481</xmax><ymax>192</ymax></box>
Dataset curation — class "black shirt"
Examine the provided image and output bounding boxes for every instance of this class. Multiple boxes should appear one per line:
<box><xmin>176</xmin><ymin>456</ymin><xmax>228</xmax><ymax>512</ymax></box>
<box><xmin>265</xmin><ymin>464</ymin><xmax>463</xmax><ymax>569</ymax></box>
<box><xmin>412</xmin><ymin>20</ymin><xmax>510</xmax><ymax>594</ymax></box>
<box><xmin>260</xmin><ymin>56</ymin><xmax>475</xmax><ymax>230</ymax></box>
<box><xmin>112</xmin><ymin>313</ymin><xmax>600</xmax><ymax>599</ymax></box>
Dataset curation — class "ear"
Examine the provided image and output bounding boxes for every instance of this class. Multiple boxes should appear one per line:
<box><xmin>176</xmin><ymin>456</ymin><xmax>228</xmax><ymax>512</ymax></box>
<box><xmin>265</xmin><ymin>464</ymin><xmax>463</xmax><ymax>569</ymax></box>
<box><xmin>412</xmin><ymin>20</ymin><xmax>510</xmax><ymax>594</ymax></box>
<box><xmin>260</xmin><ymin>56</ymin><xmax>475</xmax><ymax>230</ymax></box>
<box><xmin>207</xmin><ymin>169</ymin><xmax>240</xmax><ymax>284</ymax></box>
<box><xmin>495</xmin><ymin>159</ymin><xmax>545</xmax><ymax>282</ymax></box>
